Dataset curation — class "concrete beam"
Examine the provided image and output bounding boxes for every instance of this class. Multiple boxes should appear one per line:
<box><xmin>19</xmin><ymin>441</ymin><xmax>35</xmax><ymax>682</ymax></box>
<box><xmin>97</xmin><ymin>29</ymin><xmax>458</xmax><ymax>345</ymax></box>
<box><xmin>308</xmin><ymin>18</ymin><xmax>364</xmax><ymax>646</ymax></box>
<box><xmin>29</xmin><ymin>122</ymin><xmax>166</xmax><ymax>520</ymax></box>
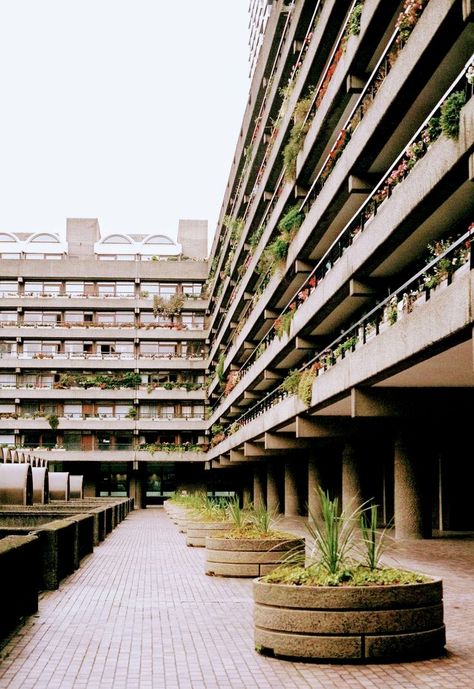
<box><xmin>264</xmin><ymin>432</ymin><xmax>314</xmax><ymax>450</ymax></box>
<box><xmin>346</xmin><ymin>74</ymin><xmax>365</xmax><ymax>94</ymax></box>
<box><xmin>230</xmin><ymin>449</ymin><xmax>246</xmax><ymax>462</ymax></box>
<box><xmin>244</xmin><ymin>391</ymin><xmax>259</xmax><ymax>401</ymax></box>
<box><xmin>349</xmin><ymin>279</ymin><xmax>377</xmax><ymax>297</ymax></box>
<box><xmin>295</xmin><ymin>337</ymin><xmax>315</xmax><ymax>350</ymax></box>
<box><xmin>351</xmin><ymin>387</ymin><xmax>474</xmax><ymax>418</ymax></box>
<box><xmin>264</xmin><ymin>309</ymin><xmax>279</xmax><ymax>319</ymax></box>
<box><xmin>348</xmin><ymin>175</ymin><xmax>371</xmax><ymax>193</ymax></box>
<box><xmin>244</xmin><ymin>442</ymin><xmax>286</xmax><ymax>458</ymax></box>
<box><xmin>264</xmin><ymin>369</ymin><xmax>283</xmax><ymax>381</ymax></box>
<box><xmin>295</xmin><ymin>260</ymin><xmax>313</xmax><ymax>273</ymax></box>
<box><xmin>295</xmin><ymin>415</ymin><xmax>348</xmax><ymax>438</ymax></box>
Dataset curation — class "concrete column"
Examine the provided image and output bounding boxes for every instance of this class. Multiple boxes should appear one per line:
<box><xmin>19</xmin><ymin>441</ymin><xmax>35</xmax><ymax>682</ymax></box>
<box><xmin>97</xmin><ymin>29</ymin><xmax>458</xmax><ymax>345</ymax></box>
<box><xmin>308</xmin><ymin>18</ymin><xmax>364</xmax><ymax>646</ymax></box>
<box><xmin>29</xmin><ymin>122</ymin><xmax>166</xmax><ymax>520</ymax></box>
<box><xmin>253</xmin><ymin>465</ymin><xmax>266</xmax><ymax>508</ymax></box>
<box><xmin>284</xmin><ymin>462</ymin><xmax>300</xmax><ymax>516</ymax></box>
<box><xmin>342</xmin><ymin>441</ymin><xmax>363</xmax><ymax>513</ymax></box>
<box><xmin>394</xmin><ymin>432</ymin><xmax>430</xmax><ymax>540</ymax></box>
<box><xmin>129</xmin><ymin>475</ymin><xmax>143</xmax><ymax>509</ymax></box>
<box><xmin>308</xmin><ymin>459</ymin><xmax>324</xmax><ymax>523</ymax></box>
<box><xmin>266</xmin><ymin>463</ymin><xmax>280</xmax><ymax>513</ymax></box>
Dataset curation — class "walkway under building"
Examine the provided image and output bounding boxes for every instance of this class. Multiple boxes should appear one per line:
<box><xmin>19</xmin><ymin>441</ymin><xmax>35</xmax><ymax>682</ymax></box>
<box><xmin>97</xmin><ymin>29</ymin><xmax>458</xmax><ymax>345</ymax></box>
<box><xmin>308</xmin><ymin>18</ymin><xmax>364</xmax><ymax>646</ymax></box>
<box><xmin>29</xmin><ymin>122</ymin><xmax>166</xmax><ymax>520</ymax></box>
<box><xmin>0</xmin><ymin>509</ymin><xmax>473</xmax><ymax>689</ymax></box>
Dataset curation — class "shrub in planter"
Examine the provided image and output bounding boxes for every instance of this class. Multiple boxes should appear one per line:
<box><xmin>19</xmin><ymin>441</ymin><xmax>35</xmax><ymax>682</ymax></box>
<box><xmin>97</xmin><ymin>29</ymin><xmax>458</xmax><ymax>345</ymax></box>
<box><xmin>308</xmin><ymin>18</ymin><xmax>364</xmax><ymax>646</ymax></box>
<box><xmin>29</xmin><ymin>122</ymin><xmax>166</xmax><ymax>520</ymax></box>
<box><xmin>253</xmin><ymin>491</ymin><xmax>445</xmax><ymax>662</ymax></box>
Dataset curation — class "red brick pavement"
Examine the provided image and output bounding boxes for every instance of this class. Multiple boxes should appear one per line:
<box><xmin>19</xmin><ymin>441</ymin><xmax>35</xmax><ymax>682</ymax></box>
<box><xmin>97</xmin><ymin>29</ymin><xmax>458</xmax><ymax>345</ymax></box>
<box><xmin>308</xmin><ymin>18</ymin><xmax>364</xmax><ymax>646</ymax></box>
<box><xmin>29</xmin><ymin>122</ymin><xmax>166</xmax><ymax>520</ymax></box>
<box><xmin>0</xmin><ymin>509</ymin><xmax>473</xmax><ymax>689</ymax></box>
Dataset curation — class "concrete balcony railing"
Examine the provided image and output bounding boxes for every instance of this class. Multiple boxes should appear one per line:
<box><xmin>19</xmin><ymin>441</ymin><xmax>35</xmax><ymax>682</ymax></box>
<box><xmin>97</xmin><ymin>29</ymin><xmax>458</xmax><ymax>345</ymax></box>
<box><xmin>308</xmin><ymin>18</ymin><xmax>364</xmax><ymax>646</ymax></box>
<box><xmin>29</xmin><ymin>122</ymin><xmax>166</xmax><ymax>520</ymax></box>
<box><xmin>207</xmin><ymin>0</ymin><xmax>470</xmax><ymax>366</ymax></box>
<box><xmin>32</xmin><ymin>449</ymin><xmax>206</xmax><ymax>464</ymax></box>
<box><xmin>0</xmin><ymin>387</ymin><xmax>207</xmax><ymax>401</ymax></box>
<box><xmin>0</xmin><ymin>416</ymin><xmax>207</xmax><ymax>431</ymax></box>
<box><xmin>208</xmin><ymin>237</ymin><xmax>474</xmax><ymax>457</ymax></box>
<box><xmin>208</xmin><ymin>66</ymin><xmax>474</xmax><ymax>407</ymax></box>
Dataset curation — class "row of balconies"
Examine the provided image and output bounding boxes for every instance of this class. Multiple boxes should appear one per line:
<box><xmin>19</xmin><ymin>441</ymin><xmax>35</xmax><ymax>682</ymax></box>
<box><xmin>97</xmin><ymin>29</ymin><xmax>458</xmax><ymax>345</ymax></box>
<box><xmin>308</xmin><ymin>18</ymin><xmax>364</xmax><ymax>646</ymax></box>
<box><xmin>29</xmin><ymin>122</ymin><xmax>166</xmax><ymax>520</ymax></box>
<box><xmin>207</xmin><ymin>87</ymin><xmax>474</xmax><ymax>419</ymax></box>
<box><xmin>207</xmin><ymin>0</ymin><xmax>472</xmax><ymax>369</ymax></box>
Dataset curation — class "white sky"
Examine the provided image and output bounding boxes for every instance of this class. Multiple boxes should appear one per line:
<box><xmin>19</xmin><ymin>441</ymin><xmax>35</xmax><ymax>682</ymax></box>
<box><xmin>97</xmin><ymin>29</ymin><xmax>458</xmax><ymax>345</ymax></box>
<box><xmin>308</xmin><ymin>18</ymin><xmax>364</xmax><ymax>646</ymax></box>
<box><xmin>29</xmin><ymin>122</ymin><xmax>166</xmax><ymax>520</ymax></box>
<box><xmin>0</xmin><ymin>1</ymin><xmax>250</xmax><ymax>246</ymax></box>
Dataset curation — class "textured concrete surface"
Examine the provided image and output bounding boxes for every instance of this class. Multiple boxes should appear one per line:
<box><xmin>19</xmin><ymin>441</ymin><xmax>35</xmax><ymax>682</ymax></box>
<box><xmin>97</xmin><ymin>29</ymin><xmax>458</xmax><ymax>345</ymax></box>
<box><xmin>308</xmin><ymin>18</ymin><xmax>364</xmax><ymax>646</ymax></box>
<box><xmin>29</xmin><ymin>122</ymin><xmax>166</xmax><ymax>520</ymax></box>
<box><xmin>0</xmin><ymin>509</ymin><xmax>473</xmax><ymax>688</ymax></box>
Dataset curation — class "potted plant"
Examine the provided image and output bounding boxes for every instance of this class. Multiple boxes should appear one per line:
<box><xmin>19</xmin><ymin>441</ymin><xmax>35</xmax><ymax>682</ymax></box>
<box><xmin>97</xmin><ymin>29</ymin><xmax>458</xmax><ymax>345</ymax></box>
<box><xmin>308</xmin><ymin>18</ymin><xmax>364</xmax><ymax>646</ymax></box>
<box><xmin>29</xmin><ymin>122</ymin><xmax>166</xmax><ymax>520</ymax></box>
<box><xmin>185</xmin><ymin>497</ymin><xmax>234</xmax><ymax>547</ymax></box>
<box><xmin>253</xmin><ymin>490</ymin><xmax>445</xmax><ymax>662</ymax></box>
<box><xmin>205</xmin><ymin>503</ymin><xmax>304</xmax><ymax>577</ymax></box>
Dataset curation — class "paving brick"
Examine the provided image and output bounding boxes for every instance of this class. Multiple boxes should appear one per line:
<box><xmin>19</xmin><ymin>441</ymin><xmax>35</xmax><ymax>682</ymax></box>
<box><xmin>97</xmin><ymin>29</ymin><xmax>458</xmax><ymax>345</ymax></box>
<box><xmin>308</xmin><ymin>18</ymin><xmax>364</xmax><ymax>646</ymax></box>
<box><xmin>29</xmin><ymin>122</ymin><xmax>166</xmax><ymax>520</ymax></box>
<box><xmin>0</xmin><ymin>509</ymin><xmax>473</xmax><ymax>688</ymax></box>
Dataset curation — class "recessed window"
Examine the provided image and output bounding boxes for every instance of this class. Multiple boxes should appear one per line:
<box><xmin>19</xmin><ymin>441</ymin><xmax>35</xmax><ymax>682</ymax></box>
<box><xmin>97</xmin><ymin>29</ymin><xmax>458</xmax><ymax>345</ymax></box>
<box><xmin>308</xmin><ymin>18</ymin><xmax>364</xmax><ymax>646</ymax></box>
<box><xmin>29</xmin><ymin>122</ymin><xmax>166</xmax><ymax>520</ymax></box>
<box><xmin>102</xmin><ymin>234</ymin><xmax>132</xmax><ymax>244</ymax></box>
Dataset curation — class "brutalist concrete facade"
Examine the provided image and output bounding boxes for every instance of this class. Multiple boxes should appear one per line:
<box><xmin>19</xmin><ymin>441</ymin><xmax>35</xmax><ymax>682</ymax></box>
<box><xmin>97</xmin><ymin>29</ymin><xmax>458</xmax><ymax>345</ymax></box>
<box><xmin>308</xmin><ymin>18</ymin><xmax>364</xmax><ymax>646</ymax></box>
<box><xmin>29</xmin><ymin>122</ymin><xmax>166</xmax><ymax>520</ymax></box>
<box><xmin>205</xmin><ymin>0</ymin><xmax>474</xmax><ymax>537</ymax></box>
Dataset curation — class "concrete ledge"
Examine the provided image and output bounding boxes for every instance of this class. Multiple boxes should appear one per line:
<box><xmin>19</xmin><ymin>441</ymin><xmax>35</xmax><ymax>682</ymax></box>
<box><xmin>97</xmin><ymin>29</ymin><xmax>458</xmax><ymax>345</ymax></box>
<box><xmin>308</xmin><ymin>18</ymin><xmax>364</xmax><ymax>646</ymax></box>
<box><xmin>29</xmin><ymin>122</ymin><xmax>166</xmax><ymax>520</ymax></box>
<box><xmin>253</xmin><ymin>578</ymin><xmax>445</xmax><ymax>661</ymax></box>
<box><xmin>0</xmin><ymin>534</ymin><xmax>40</xmax><ymax>640</ymax></box>
<box><xmin>205</xmin><ymin>537</ymin><xmax>304</xmax><ymax>577</ymax></box>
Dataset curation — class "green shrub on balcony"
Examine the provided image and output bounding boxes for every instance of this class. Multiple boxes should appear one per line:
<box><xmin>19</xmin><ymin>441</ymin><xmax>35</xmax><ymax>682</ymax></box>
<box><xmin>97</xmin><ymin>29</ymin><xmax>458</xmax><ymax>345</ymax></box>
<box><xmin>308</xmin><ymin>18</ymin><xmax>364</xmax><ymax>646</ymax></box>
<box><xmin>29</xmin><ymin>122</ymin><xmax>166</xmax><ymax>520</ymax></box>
<box><xmin>440</xmin><ymin>91</ymin><xmax>466</xmax><ymax>140</ymax></box>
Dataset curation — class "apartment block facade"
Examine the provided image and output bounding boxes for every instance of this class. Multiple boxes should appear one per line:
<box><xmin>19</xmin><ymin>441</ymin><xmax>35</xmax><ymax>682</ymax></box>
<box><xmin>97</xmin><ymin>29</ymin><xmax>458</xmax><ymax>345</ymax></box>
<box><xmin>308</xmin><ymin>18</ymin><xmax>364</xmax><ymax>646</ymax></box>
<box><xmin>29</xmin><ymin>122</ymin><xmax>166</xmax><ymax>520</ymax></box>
<box><xmin>1</xmin><ymin>0</ymin><xmax>473</xmax><ymax>535</ymax></box>
<box><xmin>205</xmin><ymin>0</ymin><xmax>474</xmax><ymax>538</ymax></box>
<box><xmin>0</xmin><ymin>219</ymin><xmax>216</xmax><ymax>506</ymax></box>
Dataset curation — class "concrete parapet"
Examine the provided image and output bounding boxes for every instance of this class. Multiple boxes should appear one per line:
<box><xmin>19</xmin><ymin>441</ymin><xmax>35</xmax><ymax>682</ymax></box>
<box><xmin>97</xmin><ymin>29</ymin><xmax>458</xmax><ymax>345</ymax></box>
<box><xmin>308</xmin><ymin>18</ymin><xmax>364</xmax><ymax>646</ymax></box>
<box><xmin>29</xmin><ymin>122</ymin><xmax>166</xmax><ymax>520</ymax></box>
<box><xmin>0</xmin><ymin>534</ymin><xmax>40</xmax><ymax>640</ymax></box>
<box><xmin>32</xmin><ymin>467</ymin><xmax>49</xmax><ymax>505</ymax></box>
<box><xmin>49</xmin><ymin>473</ymin><xmax>70</xmax><ymax>501</ymax></box>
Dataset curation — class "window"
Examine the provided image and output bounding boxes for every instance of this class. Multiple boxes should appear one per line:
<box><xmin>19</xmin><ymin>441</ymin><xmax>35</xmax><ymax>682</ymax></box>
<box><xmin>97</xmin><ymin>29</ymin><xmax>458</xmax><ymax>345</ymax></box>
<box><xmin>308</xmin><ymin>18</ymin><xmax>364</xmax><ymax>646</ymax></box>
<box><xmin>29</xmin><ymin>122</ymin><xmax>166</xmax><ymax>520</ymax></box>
<box><xmin>1</xmin><ymin>253</ymin><xmax>20</xmax><ymax>259</ymax></box>
<box><xmin>0</xmin><ymin>373</ymin><xmax>16</xmax><ymax>388</ymax></box>
<box><xmin>0</xmin><ymin>311</ymin><xmax>17</xmax><ymax>323</ymax></box>
<box><xmin>0</xmin><ymin>281</ymin><xmax>17</xmax><ymax>296</ymax></box>
<box><xmin>0</xmin><ymin>341</ymin><xmax>17</xmax><ymax>355</ymax></box>
<box><xmin>65</xmin><ymin>282</ymin><xmax>84</xmax><ymax>296</ymax></box>
<box><xmin>181</xmin><ymin>313</ymin><xmax>205</xmax><ymax>329</ymax></box>
<box><xmin>143</xmin><ymin>234</ymin><xmax>174</xmax><ymax>245</ymax></box>
<box><xmin>102</xmin><ymin>234</ymin><xmax>132</xmax><ymax>244</ymax></box>
<box><xmin>30</xmin><ymin>233</ymin><xmax>60</xmax><ymax>243</ymax></box>
<box><xmin>182</xmin><ymin>283</ymin><xmax>203</xmax><ymax>296</ymax></box>
<box><xmin>116</xmin><ymin>282</ymin><xmax>135</xmax><ymax>296</ymax></box>
<box><xmin>0</xmin><ymin>233</ymin><xmax>17</xmax><ymax>242</ymax></box>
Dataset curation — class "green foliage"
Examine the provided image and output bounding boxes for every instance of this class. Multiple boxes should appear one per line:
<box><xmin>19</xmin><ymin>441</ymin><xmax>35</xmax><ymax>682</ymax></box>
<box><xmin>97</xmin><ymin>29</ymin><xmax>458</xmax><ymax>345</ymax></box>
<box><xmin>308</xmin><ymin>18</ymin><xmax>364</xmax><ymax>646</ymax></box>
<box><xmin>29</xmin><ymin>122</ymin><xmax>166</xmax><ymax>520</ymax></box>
<box><xmin>250</xmin><ymin>503</ymin><xmax>279</xmax><ymax>536</ymax></box>
<box><xmin>263</xmin><ymin>564</ymin><xmax>429</xmax><ymax>587</ymax></box>
<box><xmin>223</xmin><ymin>216</ymin><xmax>244</xmax><ymax>245</ymax></box>
<box><xmin>270</xmin><ymin>237</ymin><xmax>290</xmax><ymax>262</ymax></box>
<box><xmin>152</xmin><ymin>293</ymin><xmax>185</xmax><ymax>318</ymax></box>
<box><xmin>278</xmin><ymin>205</ymin><xmax>304</xmax><ymax>237</ymax></box>
<box><xmin>47</xmin><ymin>413</ymin><xmax>59</xmax><ymax>431</ymax></box>
<box><xmin>282</xmin><ymin>89</ymin><xmax>314</xmax><ymax>181</ymax></box>
<box><xmin>55</xmin><ymin>371</ymin><xmax>141</xmax><ymax>390</ymax></box>
<box><xmin>440</xmin><ymin>90</ymin><xmax>466</xmax><ymax>139</ymax></box>
<box><xmin>274</xmin><ymin>310</ymin><xmax>294</xmax><ymax>338</ymax></box>
<box><xmin>306</xmin><ymin>488</ymin><xmax>360</xmax><ymax>575</ymax></box>
<box><xmin>226</xmin><ymin>497</ymin><xmax>246</xmax><ymax>528</ymax></box>
<box><xmin>126</xmin><ymin>406</ymin><xmax>138</xmax><ymax>419</ymax></box>
<box><xmin>359</xmin><ymin>504</ymin><xmax>390</xmax><ymax>570</ymax></box>
<box><xmin>216</xmin><ymin>353</ymin><xmax>226</xmax><ymax>385</ymax></box>
<box><xmin>280</xmin><ymin>369</ymin><xmax>302</xmax><ymax>395</ymax></box>
<box><xmin>346</xmin><ymin>2</ymin><xmax>363</xmax><ymax>37</ymax></box>
<box><xmin>297</xmin><ymin>368</ymin><xmax>316</xmax><ymax>406</ymax></box>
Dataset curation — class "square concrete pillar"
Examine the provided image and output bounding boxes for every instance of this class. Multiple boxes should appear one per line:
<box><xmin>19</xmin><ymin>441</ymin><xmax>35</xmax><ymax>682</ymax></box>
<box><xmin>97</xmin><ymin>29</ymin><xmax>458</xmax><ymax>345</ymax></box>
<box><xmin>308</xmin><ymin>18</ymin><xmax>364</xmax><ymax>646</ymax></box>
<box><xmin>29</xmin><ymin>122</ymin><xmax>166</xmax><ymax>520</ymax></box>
<box><xmin>284</xmin><ymin>462</ymin><xmax>300</xmax><ymax>516</ymax></box>
<box><xmin>266</xmin><ymin>462</ymin><xmax>281</xmax><ymax>514</ymax></box>
<box><xmin>253</xmin><ymin>465</ymin><xmax>266</xmax><ymax>508</ymax></box>
<box><xmin>342</xmin><ymin>441</ymin><xmax>363</xmax><ymax>513</ymax></box>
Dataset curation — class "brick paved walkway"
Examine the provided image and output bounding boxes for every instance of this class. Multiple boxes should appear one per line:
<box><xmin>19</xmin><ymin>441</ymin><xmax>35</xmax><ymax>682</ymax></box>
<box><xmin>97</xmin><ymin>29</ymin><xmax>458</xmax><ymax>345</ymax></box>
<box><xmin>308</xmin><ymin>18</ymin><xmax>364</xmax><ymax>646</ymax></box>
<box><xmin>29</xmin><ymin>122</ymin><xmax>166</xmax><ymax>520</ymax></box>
<box><xmin>0</xmin><ymin>509</ymin><xmax>473</xmax><ymax>689</ymax></box>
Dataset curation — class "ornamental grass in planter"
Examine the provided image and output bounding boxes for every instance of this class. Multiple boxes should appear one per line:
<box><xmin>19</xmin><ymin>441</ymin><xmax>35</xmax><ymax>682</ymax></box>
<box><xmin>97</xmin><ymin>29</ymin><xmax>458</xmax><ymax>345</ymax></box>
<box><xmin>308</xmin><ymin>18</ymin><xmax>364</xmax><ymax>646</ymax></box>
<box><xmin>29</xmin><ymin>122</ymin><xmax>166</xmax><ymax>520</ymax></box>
<box><xmin>254</xmin><ymin>492</ymin><xmax>445</xmax><ymax>662</ymax></box>
<box><xmin>205</xmin><ymin>503</ymin><xmax>304</xmax><ymax>577</ymax></box>
<box><xmin>185</xmin><ymin>497</ymin><xmax>234</xmax><ymax>547</ymax></box>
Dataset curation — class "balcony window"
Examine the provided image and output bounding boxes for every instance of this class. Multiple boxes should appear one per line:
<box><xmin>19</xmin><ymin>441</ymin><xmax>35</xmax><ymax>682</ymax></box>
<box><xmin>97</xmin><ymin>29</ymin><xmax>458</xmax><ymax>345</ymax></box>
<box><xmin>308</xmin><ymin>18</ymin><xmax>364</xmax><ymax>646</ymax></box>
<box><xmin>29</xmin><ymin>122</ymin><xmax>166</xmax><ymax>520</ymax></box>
<box><xmin>0</xmin><ymin>434</ymin><xmax>15</xmax><ymax>445</ymax></box>
<box><xmin>0</xmin><ymin>281</ymin><xmax>18</xmax><ymax>296</ymax></box>
<box><xmin>63</xmin><ymin>432</ymin><xmax>82</xmax><ymax>450</ymax></box>
<box><xmin>0</xmin><ymin>374</ymin><xmax>16</xmax><ymax>388</ymax></box>
<box><xmin>182</xmin><ymin>283</ymin><xmax>202</xmax><ymax>296</ymax></box>
<box><xmin>0</xmin><ymin>341</ymin><xmax>17</xmax><ymax>355</ymax></box>
<box><xmin>115</xmin><ymin>312</ymin><xmax>134</xmax><ymax>324</ymax></box>
<box><xmin>181</xmin><ymin>313</ymin><xmax>205</xmax><ymax>329</ymax></box>
<box><xmin>1</xmin><ymin>253</ymin><xmax>20</xmax><ymax>259</ymax></box>
<box><xmin>64</xmin><ymin>282</ymin><xmax>84</xmax><ymax>296</ymax></box>
<box><xmin>64</xmin><ymin>341</ymin><xmax>84</xmax><ymax>354</ymax></box>
<box><xmin>0</xmin><ymin>311</ymin><xmax>17</xmax><ymax>323</ymax></box>
<box><xmin>64</xmin><ymin>403</ymin><xmax>82</xmax><ymax>419</ymax></box>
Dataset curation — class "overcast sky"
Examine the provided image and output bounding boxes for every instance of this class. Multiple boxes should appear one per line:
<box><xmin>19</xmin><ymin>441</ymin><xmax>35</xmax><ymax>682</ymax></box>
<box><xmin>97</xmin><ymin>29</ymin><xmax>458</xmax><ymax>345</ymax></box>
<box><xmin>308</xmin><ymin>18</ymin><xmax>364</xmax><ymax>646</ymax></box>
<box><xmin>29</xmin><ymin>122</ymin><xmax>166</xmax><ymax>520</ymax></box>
<box><xmin>0</xmin><ymin>1</ymin><xmax>250</xmax><ymax>245</ymax></box>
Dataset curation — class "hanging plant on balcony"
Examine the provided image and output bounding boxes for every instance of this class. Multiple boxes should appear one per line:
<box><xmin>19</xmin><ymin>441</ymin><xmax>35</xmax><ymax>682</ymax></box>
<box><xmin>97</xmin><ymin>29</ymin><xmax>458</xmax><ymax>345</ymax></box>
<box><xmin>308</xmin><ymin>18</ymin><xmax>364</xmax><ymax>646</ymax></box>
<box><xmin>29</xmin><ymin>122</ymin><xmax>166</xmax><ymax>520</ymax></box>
<box><xmin>223</xmin><ymin>216</ymin><xmax>244</xmax><ymax>246</ymax></box>
<box><xmin>47</xmin><ymin>413</ymin><xmax>59</xmax><ymax>431</ymax></box>
<box><xmin>224</xmin><ymin>371</ymin><xmax>239</xmax><ymax>397</ymax></box>
<box><xmin>274</xmin><ymin>305</ymin><xmax>295</xmax><ymax>339</ymax></box>
<box><xmin>345</xmin><ymin>2</ymin><xmax>364</xmax><ymax>37</ymax></box>
<box><xmin>439</xmin><ymin>90</ymin><xmax>466</xmax><ymax>140</ymax></box>
<box><xmin>283</xmin><ymin>88</ymin><xmax>315</xmax><ymax>181</ymax></box>
<box><xmin>152</xmin><ymin>293</ymin><xmax>185</xmax><ymax>318</ymax></box>
<box><xmin>216</xmin><ymin>353</ymin><xmax>226</xmax><ymax>387</ymax></box>
<box><xmin>280</xmin><ymin>369</ymin><xmax>302</xmax><ymax>396</ymax></box>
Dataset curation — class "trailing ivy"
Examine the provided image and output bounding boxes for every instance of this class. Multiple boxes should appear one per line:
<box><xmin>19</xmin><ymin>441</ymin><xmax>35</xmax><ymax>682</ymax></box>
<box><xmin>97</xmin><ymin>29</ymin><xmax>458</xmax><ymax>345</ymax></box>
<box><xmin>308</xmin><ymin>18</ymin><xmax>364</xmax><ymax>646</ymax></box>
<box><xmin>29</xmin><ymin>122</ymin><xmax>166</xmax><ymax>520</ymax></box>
<box><xmin>283</xmin><ymin>88</ymin><xmax>315</xmax><ymax>181</ymax></box>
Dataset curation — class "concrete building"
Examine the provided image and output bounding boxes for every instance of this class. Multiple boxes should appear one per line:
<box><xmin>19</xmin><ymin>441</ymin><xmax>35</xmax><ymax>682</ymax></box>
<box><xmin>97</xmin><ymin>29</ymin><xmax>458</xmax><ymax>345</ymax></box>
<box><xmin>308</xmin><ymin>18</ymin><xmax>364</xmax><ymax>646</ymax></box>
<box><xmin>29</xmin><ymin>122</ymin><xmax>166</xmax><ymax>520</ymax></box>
<box><xmin>1</xmin><ymin>0</ymin><xmax>473</xmax><ymax>537</ymax></box>
<box><xmin>0</xmin><ymin>219</ymin><xmax>212</xmax><ymax>506</ymax></box>
<box><xmin>205</xmin><ymin>0</ymin><xmax>474</xmax><ymax>539</ymax></box>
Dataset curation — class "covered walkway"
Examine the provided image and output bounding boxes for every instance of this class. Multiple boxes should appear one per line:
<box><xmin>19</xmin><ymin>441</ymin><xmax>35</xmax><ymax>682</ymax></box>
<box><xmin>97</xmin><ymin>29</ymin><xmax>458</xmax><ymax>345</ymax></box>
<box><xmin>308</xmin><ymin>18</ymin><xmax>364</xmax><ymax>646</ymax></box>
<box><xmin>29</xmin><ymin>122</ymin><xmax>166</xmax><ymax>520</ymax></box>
<box><xmin>0</xmin><ymin>509</ymin><xmax>473</xmax><ymax>689</ymax></box>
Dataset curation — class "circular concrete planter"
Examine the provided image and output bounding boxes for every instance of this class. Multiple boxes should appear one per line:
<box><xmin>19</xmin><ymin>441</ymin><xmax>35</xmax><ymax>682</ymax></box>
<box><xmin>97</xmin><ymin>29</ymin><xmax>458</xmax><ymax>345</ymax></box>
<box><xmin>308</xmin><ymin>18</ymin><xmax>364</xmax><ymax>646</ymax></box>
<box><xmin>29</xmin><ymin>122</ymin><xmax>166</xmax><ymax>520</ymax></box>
<box><xmin>253</xmin><ymin>578</ymin><xmax>445</xmax><ymax>662</ymax></box>
<box><xmin>186</xmin><ymin>521</ymin><xmax>233</xmax><ymax>547</ymax></box>
<box><xmin>205</xmin><ymin>536</ymin><xmax>304</xmax><ymax>577</ymax></box>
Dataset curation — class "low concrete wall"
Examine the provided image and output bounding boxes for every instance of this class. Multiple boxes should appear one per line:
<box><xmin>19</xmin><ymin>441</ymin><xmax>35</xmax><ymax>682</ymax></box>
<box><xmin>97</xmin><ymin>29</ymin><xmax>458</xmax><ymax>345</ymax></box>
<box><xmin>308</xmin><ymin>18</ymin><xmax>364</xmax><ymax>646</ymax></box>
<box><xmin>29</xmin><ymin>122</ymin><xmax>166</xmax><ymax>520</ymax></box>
<box><xmin>186</xmin><ymin>521</ymin><xmax>233</xmax><ymax>547</ymax></box>
<box><xmin>0</xmin><ymin>534</ymin><xmax>40</xmax><ymax>640</ymax></box>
